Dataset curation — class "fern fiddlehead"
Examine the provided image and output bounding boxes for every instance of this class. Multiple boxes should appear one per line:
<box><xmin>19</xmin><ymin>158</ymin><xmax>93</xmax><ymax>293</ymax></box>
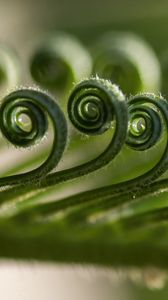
<box><xmin>0</xmin><ymin>88</ymin><xmax>68</xmax><ymax>187</ymax></box>
<box><xmin>0</xmin><ymin>76</ymin><xmax>167</xmax><ymax>270</ymax></box>
<box><xmin>14</xmin><ymin>92</ymin><xmax>168</xmax><ymax>224</ymax></box>
<box><xmin>72</xmin><ymin>92</ymin><xmax>168</xmax><ymax>196</ymax></box>
<box><xmin>36</xmin><ymin>91</ymin><xmax>168</xmax><ymax>212</ymax></box>
<box><xmin>0</xmin><ymin>77</ymin><xmax>128</xmax><ymax>200</ymax></box>
<box><xmin>42</xmin><ymin>78</ymin><xmax>128</xmax><ymax>186</ymax></box>
<box><xmin>0</xmin><ymin>80</ymin><xmax>167</xmax><ymax>207</ymax></box>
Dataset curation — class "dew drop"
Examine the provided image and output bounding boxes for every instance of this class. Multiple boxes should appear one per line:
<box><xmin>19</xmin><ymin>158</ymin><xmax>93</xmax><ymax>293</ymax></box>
<box><xmin>17</xmin><ymin>113</ymin><xmax>32</xmax><ymax>133</ymax></box>
<box><xmin>130</xmin><ymin>117</ymin><xmax>146</xmax><ymax>136</ymax></box>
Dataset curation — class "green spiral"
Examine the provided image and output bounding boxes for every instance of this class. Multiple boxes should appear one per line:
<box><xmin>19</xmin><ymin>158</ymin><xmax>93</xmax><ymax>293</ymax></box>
<box><xmin>40</xmin><ymin>93</ymin><xmax>168</xmax><ymax>216</ymax></box>
<box><xmin>126</xmin><ymin>94</ymin><xmax>162</xmax><ymax>151</ymax></box>
<box><xmin>42</xmin><ymin>78</ymin><xmax>128</xmax><ymax>186</ymax></box>
<box><xmin>0</xmin><ymin>88</ymin><xmax>68</xmax><ymax>187</ymax></box>
<box><xmin>95</xmin><ymin>92</ymin><xmax>168</xmax><ymax>192</ymax></box>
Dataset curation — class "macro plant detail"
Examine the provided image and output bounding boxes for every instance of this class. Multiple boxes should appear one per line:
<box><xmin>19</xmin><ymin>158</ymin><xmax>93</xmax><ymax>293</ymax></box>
<box><xmin>0</xmin><ymin>88</ymin><xmax>68</xmax><ymax>187</ymax></box>
<box><xmin>0</xmin><ymin>30</ymin><xmax>168</xmax><ymax>278</ymax></box>
<box><xmin>0</xmin><ymin>73</ymin><xmax>167</xmax><ymax>273</ymax></box>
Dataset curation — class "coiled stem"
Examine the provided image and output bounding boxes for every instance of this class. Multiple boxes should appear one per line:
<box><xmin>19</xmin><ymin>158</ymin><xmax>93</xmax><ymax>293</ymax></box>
<box><xmin>125</xmin><ymin>93</ymin><xmax>168</xmax><ymax>188</ymax></box>
<box><xmin>126</xmin><ymin>94</ymin><xmax>162</xmax><ymax>151</ymax></box>
<box><xmin>70</xmin><ymin>92</ymin><xmax>168</xmax><ymax>205</ymax></box>
<box><xmin>0</xmin><ymin>88</ymin><xmax>68</xmax><ymax>187</ymax></box>
<box><xmin>42</xmin><ymin>78</ymin><xmax>128</xmax><ymax>186</ymax></box>
<box><xmin>31</xmin><ymin>92</ymin><xmax>168</xmax><ymax>218</ymax></box>
<box><xmin>0</xmin><ymin>81</ymin><xmax>168</xmax><ymax>220</ymax></box>
<box><xmin>81</xmin><ymin>92</ymin><xmax>168</xmax><ymax>198</ymax></box>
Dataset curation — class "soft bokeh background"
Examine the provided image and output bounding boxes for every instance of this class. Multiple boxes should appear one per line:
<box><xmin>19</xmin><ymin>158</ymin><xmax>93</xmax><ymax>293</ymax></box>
<box><xmin>1</xmin><ymin>0</ymin><xmax>168</xmax><ymax>299</ymax></box>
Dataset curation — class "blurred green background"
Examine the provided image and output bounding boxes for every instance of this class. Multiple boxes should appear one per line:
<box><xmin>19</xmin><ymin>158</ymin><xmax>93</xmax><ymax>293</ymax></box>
<box><xmin>2</xmin><ymin>0</ymin><xmax>168</xmax><ymax>52</ymax></box>
<box><xmin>1</xmin><ymin>0</ymin><xmax>168</xmax><ymax>299</ymax></box>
